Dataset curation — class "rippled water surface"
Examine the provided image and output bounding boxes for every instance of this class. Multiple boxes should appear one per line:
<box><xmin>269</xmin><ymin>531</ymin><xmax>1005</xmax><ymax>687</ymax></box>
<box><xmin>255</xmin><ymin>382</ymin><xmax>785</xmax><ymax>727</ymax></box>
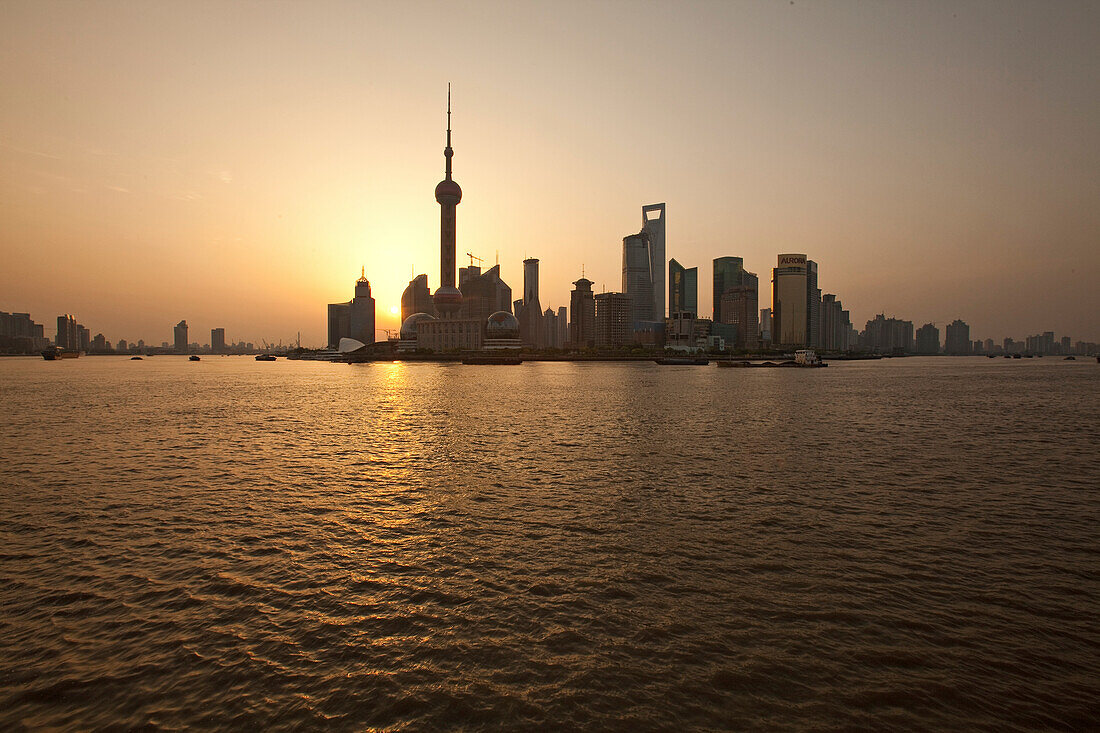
<box><xmin>1</xmin><ymin>356</ymin><xmax>1098</xmax><ymax>730</ymax></box>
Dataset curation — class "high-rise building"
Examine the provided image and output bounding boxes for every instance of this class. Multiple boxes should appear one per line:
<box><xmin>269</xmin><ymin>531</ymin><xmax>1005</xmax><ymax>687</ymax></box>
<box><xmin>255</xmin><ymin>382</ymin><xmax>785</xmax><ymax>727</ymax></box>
<box><xmin>915</xmin><ymin>323</ymin><xmax>940</xmax><ymax>354</ymax></box>
<box><xmin>173</xmin><ymin>320</ymin><xmax>188</xmax><ymax>353</ymax></box>
<box><xmin>594</xmin><ymin>292</ymin><xmax>633</xmax><ymax>348</ymax></box>
<box><xmin>432</xmin><ymin>85</ymin><xmax>463</xmax><ymax>319</ymax></box>
<box><xmin>1060</xmin><ymin>336</ymin><xmax>1071</xmax><ymax>354</ymax></box>
<box><xmin>211</xmin><ymin>328</ymin><xmax>226</xmax><ymax>353</ymax></box>
<box><xmin>819</xmin><ymin>294</ymin><xmax>851</xmax><ymax>352</ymax></box>
<box><xmin>401</xmin><ymin>274</ymin><xmax>434</xmax><ymax>322</ymax></box>
<box><xmin>542</xmin><ymin>307</ymin><xmax>560</xmax><ymax>349</ymax></box>
<box><xmin>944</xmin><ymin>319</ymin><xmax>970</xmax><ymax>355</ymax></box>
<box><xmin>327</xmin><ymin>269</ymin><xmax>377</xmax><ymax>346</ymax></box>
<box><xmin>55</xmin><ymin>315</ymin><xmax>78</xmax><ymax>350</ymax></box>
<box><xmin>759</xmin><ymin>308</ymin><xmax>772</xmax><ymax>344</ymax></box>
<box><xmin>806</xmin><ymin>260</ymin><xmax>821</xmax><ymax>348</ymax></box>
<box><xmin>718</xmin><ymin>286</ymin><xmax>759</xmax><ymax>350</ymax></box>
<box><xmin>669</xmin><ymin>259</ymin><xmax>698</xmax><ymax>317</ymax></box>
<box><xmin>712</xmin><ymin>257</ymin><xmax>747</xmax><ymax>322</ymax></box>
<box><xmin>518</xmin><ymin>258</ymin><xmax>543</xmax><ymax>347</ymax></box>
<box><xmin>557</xmin><ymin>306</ymin><xmax>568</xmax><ymax>347</ymax></box>
<box><xmin>92</xmin><ymin>333</ymin><xmax>106</xmax><ymax>352</ymax></box>
<box><xmin>569</xmin><ymin>277</ymin><xmax>595</xmax><ymax>348</ymax></box>
<box><xmin>862</xmin><ymin>314</ymin><xmax>914</xmax><ymax>353</ymax></box>
<box><xmin>771</xmin><ymin>254</ymin><xmax>809</xmax><ymax>348</ymax></box>
<box><xmin>622</xmin><ymin>204</ymin><xmax>666</xmax><ymax>326</ymax></box>
<box><xmin>459</xmin><ymin>264</ymin><xmax>512</xmax><ymax>323</ymax></box>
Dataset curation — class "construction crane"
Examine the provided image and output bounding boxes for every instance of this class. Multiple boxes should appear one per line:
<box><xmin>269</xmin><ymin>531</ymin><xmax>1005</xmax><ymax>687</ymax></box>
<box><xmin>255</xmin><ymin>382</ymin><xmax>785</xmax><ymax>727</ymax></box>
<box><xmin>466</xmin><ymin>252</ymin><xmax>484</xmax><ymax>267</ymax></box>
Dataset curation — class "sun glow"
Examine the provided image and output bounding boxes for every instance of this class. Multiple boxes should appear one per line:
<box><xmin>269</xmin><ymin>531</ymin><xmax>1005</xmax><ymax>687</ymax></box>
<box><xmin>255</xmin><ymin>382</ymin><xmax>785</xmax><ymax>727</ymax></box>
<box><xmin>389</xmin><ymin>305</ymin><xmax>399</xmax><ymax>315</ymax></box>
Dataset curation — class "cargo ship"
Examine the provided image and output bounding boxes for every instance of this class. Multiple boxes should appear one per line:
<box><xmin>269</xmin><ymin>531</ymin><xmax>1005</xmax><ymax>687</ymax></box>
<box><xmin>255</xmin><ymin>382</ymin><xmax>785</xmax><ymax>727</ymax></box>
<box><xmin>41</xmin><ymin>347</ymin><xmax>80</xmax><ymax>360</ymax></box>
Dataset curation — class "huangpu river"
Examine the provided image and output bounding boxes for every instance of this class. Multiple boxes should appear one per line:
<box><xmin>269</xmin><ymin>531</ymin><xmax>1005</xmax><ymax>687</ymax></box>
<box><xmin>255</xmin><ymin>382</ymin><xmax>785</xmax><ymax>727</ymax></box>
<box><xmin>1</xmin><ymin>355</ymin><xmax>1097</xmax><ymax>730</ymax></box>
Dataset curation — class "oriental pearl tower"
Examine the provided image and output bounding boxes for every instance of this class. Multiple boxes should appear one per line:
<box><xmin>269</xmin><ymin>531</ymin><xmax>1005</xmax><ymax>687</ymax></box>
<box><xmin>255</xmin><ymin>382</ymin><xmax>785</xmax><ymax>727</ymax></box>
<box><xmin>433</xmin><ymin>84</ymin><xmax>463</xmax><ymax>316</ymax></box>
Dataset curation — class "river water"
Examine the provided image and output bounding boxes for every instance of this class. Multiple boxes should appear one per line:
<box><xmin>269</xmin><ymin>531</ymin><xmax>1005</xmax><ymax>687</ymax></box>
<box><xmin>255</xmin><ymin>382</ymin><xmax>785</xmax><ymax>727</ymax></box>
<box><xmin>1</xmin><ymin>356</ymin><xmax>1097</xmax><ymax>730</ymax></box>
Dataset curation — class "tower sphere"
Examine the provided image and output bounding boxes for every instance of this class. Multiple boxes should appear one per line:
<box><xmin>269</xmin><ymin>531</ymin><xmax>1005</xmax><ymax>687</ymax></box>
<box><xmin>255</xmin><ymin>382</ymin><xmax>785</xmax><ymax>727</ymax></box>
<box><xmin>433</xmin><ymin>285</ymin><xmax>463</xmax><ymax>315</ymax></box>
<box><xmin>435</xmin><ymin>179</ymin><xmax>462</xmax><ymax>203</ymax></box>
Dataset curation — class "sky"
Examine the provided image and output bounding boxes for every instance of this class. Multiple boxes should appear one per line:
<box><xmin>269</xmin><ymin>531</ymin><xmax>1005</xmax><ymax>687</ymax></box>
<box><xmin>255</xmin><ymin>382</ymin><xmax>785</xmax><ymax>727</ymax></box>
<box><xmin>1</xmin><ymin>0</ymin><xmax>1098</xmax><ymax>346</ymax></box>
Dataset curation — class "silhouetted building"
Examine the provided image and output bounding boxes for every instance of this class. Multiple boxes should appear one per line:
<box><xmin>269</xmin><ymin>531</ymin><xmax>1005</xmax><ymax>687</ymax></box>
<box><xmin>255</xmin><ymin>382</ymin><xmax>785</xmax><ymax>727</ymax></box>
<box><xmin>557</xmin><ymin>306</ymin><xmax>568</xmax><ymax>347</ymax></box>
<box><xmin>459</xmin><ymin>264</ymin><xmax>512</xmax><ymax>324</ymax></box>
<box><xmin>622</xmin><ymin>204</ymin><xmax>666</xmax><ymax>326</ymax></box>
<box><xmin>772</xmin><ymin>254</ymin><xmax>809</xmax><ymax>348</ymax></box>
<box><xmin>401</xmin><ymin>274</ymin><xmax>434</xmax><ymax>322</ymax></box>
<box><xmin>915</xmin><ymin>323</ymin><xmax>940</xmax><ymax>354</ymax></box>
<box><xmin>862</xmin><ymin>314</ymin><xmax>914</xmax><ymax>354</ymax></box>
<box><xmin>819</xmin><ymin>294</ymin><xmax>852</xmax><ymax>351</ymax></box>
<box><xmin>173</xmin><ymin>320</ymin><xmax>188</xmax><ymax>353</ymax></box>
<box><xmin>328</xmin><ymin>269</ymin><xmax>377</xmax><ymax>347</ymax></box>
<box><xmin>570</xmin><ymin>277</ymin><xmax>595</xmax><ymax>348</ymax></box>
<box><xmin>718</xmin><ymin>286</ymin><xmax>759</xmax><ymax>350</ymax></box>
<box><xmin>55</xmin><ymin>315</ymin><xmax>78</xmax><ymax>350</ymax></box>
<box><xmin>517</xmin><ymin>258</ymin><xmax>543</xmax><ymax>347</ymax></box>
<box><xmin>211</xmin><ymin>328</ymin><xmax>226</xmax><ymax>353</ymax></box>
<box><xmin>594</xmin><ymin>292</ymin><xmax>633</xmax><ymax>348</ymax></box>
<box><xmin>669</xmin><ymin>258</ymin><xmax>697</xmax><ymax>317</ymax></box>
<box><xmin>759</xmin><ymin>308</ymin><xmax>772</xmax><ymax>344</ymax></box>
<box><xmin>806</xmin><ymin>260</ymin><xmax>821</xmax><ymax>348</ymax></box>
<box><xmin>945</xmin><ymin>319</ymin><xmax>970</xmax><ymax>355</ymax></box>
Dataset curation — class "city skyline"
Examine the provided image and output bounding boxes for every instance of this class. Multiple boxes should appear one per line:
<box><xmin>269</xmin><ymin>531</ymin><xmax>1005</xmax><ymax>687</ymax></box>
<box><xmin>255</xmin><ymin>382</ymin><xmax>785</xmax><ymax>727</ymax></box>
<box><xmin>2</xmin><ymin>1</ymin><xmax>1099</xmax><ymax>346</ymax></box>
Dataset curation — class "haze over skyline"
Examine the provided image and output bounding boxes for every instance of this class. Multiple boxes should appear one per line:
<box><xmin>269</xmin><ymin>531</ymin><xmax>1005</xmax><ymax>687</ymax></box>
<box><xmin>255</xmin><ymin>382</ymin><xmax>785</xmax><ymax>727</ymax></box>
<box><xmin>2</xmin><ymin>0</ymin><xmax>1098</xmax><ymax>346</ymax></box>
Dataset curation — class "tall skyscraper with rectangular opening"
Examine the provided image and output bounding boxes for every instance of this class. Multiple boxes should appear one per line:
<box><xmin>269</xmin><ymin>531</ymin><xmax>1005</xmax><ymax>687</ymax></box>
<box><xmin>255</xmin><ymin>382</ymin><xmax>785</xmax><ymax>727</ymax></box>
<box><xmin>622</xmin><ymin>204</ymin><xmax>666</xmax><ymax>326</ymax></box>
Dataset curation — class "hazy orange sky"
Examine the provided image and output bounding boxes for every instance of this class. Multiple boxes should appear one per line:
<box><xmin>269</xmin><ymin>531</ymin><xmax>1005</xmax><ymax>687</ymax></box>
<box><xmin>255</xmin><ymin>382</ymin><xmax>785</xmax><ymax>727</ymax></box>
<box><xmin>2</xmin><ymin>0</ymin><xmax>1098</xmax><ymax>346</ymax></box>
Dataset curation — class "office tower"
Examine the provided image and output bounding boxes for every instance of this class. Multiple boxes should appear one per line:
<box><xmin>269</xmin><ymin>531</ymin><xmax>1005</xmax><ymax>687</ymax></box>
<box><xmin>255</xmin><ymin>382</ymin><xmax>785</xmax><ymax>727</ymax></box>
<box><xmin>806</xmin><ymin>260</ymin><xmax>821</xmax><ymax>348</ymax></box>
<box><xmin>55</xmin><ymin>315</ymin><xmax>78</xmax><ymax>349</ymax></box>
<box><xmin>984</xmin><ymin>338</ymin><xmax>996</xmax><ymax>353</ymax></box>
<box><xmin>594</xmin><ymin>292</ymin><xmax>633</xmax><ymax>348</ymax></box>
<box><xmin>117</xmin><ymin>339</ymin><xmax>128</xmax><ymax>352</ymax></box>
<box><xmin>1042</xmin><ymin>331</ymin><xmax>1055</xmax><ymax>355</ymax></box>
<box><xmin>542</xmin><ymin>307</ymin><xmax>559</xmax><ymax>349</ymax></box>
<box><xmin>211</xmin><ymin>328</ymin><xmax>226</xmax><ymax>353</ymax></box>
<box><xmin>459</xmin><ymin>265</ymin><xmax>512</xmax><ymax>324</ymax></box>
<box><xmin>1061</xmin><ymin>336</ymin><xmax>1071</xmax><ymax>354</ymax></box>
<box><xmin>944</xmin><ymin>319</ymin><xmax>971</xmax><ymax>355</ymax></box>
<box><xmin>173</xmin><ymin>320</ymin><xmax>188</xmax><ymax>353</ymax></box>
<box><xmin>458</xmin><ymin>264</ymin><xmax>479</xmax><ymax>287</ymax></box>
<box><xmin>401</xmin><ymin>274</ymin><xmax>434</xmax><ymax>321</ymax></box>
<box><xmin>622</xmin><ymin>231</ymin><xmax>654</xmax><ymax>324</ymax></box>
<box><xmin>916</xmin><ymin>323</ymin><xmax>940</xmax><ymax>354</ymax></box>
<box><xmin>557</xmin><ymin>306</ymin><xmax>568</xmax><ymax>348</ymax></box>
<box><xmin>759</xmin><ymin>308</ymin><xmax>772</xmax><ymax>343</ymax></box>
<box><xmin>818</xmin><ymin>295</ymin><xmax>852</xmax><ymax>352</ymax></box>
<box><xmin>570</xmin><ymin>277</ymin><xmax>595</xmax><ymax>348</ymax></box>
<box><xmin>712</xmin><ymin>257</ymin><xmax>744</xmax><ymax>322</ymax></box>
<box><xmin>621</xmin><ymin>203</ymin><xmax>666</xmax><ymax>326</ymax></box>
<box><xmin>92</xmin><ymin>333</ymin><xmax>106</xmax><ymax>352</ymax></box>
<box><xmin>718</xmin><ymin>286</ymin><xmax>759</xmax><ymax>349</ymax></box>
<box><xmin>78</xmin><ymin>325</ymin><xmax>91</xmax><ymax>352</ymax></box>
<box><xmin>432</xmin><ymin>85</ymin><xmax>463</xmax><ymax>317</ymax></box>
<box><xmin>669</xmin><ymin>259</ymin><xmax>698</xmax><ymax>317</ymax></box>
<box><xmin>519</xmin><ymin>258</ymin><xmax>543</xmax><ymax>347</ymax></box>
<box><xmin>328</xmin><ymin>269</ymin><xmax>377</xmax><ymax>346</ymax></box>
<box><xmin>771</xmin><ymin>254</ymin><xmax>809</xmax><ymax>348</ymax></box>
<box><xmin>644</xmin><ymin>204</ymin><xmax>666</xmax><ymax>319</ymax></box>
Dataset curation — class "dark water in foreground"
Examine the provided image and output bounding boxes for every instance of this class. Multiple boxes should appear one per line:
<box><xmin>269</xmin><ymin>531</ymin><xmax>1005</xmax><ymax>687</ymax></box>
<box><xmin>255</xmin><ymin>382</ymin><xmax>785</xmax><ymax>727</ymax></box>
<box><xmin>1</xmin><ymin>356</ymin><xmax>1098</xmax><ymax>730</ymax></box>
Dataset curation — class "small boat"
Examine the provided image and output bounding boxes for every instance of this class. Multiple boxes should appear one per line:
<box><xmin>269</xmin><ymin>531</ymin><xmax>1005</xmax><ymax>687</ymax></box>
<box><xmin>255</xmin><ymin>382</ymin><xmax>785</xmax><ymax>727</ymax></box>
<box><xmin>794</xmin><ymin>350</ymin><xmax>827</xmax><ymax>367</ymax></box>
<box><xmin>1003</xmin><ymin>355</ymin><xmax>1011</xmax><ymax>359</ymax></box>
<box><xmin>655</xmin><ymin>356</ymin><xmax>709</xmax><ymax>365</ymax></box>
<box><xmin>1064</xmin><ymin>356</ymin><xmax>1075</xmax><ymax>361</ymax></box>
<box><xmin>1012</xmin><ymin>354</ymin><xmax>1022</xmax><ymax>359</ymax></box>
<box><xmin>189</xmin><ymin>355</ymin><xmax>200</xmax><ymax>361</ymax></box>
<box><xmin>131</xmin><ymin>356</ymin><xmax>143</xmax><ymax>360</ymax></box>
<box><xmin>461</xmin><ymin>355</ymin><xmax>522</xmax><ymax>365</ymax></box>
<box><xmin>255</xmin><ymin>354</ymin><xmax>277</xmax><ymax>361</ymax></box>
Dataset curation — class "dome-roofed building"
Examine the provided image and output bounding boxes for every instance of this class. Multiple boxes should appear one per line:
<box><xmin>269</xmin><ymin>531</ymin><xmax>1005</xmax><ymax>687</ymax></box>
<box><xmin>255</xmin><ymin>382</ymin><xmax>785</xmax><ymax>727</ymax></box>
<box><xmin>397</xmin><ymin>312</ymin><xmax>437</xmax><ymax>352</ymax></box>
<box><xmin>484</xmin><ymin>311</ymin><xmax>521</xmax><ymax>350</ymax></box>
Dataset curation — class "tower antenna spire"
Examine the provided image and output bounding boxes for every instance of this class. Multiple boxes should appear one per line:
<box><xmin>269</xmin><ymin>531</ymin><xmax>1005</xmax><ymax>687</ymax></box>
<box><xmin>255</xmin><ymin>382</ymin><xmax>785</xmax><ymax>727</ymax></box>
<box><xmin>444</xmin><ymin>83</ymin><xmax>453</xmax><ymax>181</ymax></box>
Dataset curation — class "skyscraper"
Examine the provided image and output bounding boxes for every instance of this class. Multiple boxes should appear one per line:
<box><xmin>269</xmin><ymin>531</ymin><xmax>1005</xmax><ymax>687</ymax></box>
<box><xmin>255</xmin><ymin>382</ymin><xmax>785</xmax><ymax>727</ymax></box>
<box><xmin>211</xmin><ymin>327</ymin><xmax>226</xmax><ymax>353</ymax></box>
<box><xmin>569</xmin><ymin>277</ymin><xmax>595</xmax><ymax>348</ymax></box>
<box><xmin>595</xmin><ymin>292</ymin><xmax>633</xmax><ymax>348</ymax></box>
<box><xmin>806</xmin><ymin>260</ymin><xmax>821</xmax><ymax>349</ymax></box>
<box><xmin>945</xmin><ymin>319</ymin><xmax>970</xmax><ymax>355</ymax></box>
<box><xmin>772</xmin><ymin>254</ymin><xmax>809</xmax><ymax>348</ymax></box>
<box><xmin>401</xmin><ymin>274</ymin><xmax>434</xmax><ymax>322</ymax></box>
<box><xmin>328</xmin><ymin>269</ymin><xmax>377</xmax><ymax>347</ymax></box>
<box><xmin>518</xmin><ymin>258</ymin><xmax>543</xmax><ymax>347</ymax></box>
<box><xmin>459</xmin><ymin>264</ymin><xmax>512</xmax><ymax>324</ymax></box>
<box><xmin>718</xmin><ymin>286</ymin><xmax>759</xmax><ymax>349</ymax></box>
<box><xmin>432</xmin><ymin>85</ymin><xmax>463</xmax><ymax>318</ymax></box>
<box><xmin>669</xmin><ymin>258</ymin><xmax>698</xmax><ymax>317</ymax></box>
<box><xmin>915</xmin><ymin>323</ymin><xmax>940</xmax><ymax>354</ymax></box>
<box><xmin>622</xmin><ymin>203</ymin><xmax>666</xmax><ymax>326</ymax></box>
<box><xmin>712</xmin><ymin>257</ymin><xmax>758</xmax><ymax>323</ymax></box>
<box><xmin>174</xmin><ymin>320</ymin><xmax>188</xmax><ymax>353</ymax></box>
